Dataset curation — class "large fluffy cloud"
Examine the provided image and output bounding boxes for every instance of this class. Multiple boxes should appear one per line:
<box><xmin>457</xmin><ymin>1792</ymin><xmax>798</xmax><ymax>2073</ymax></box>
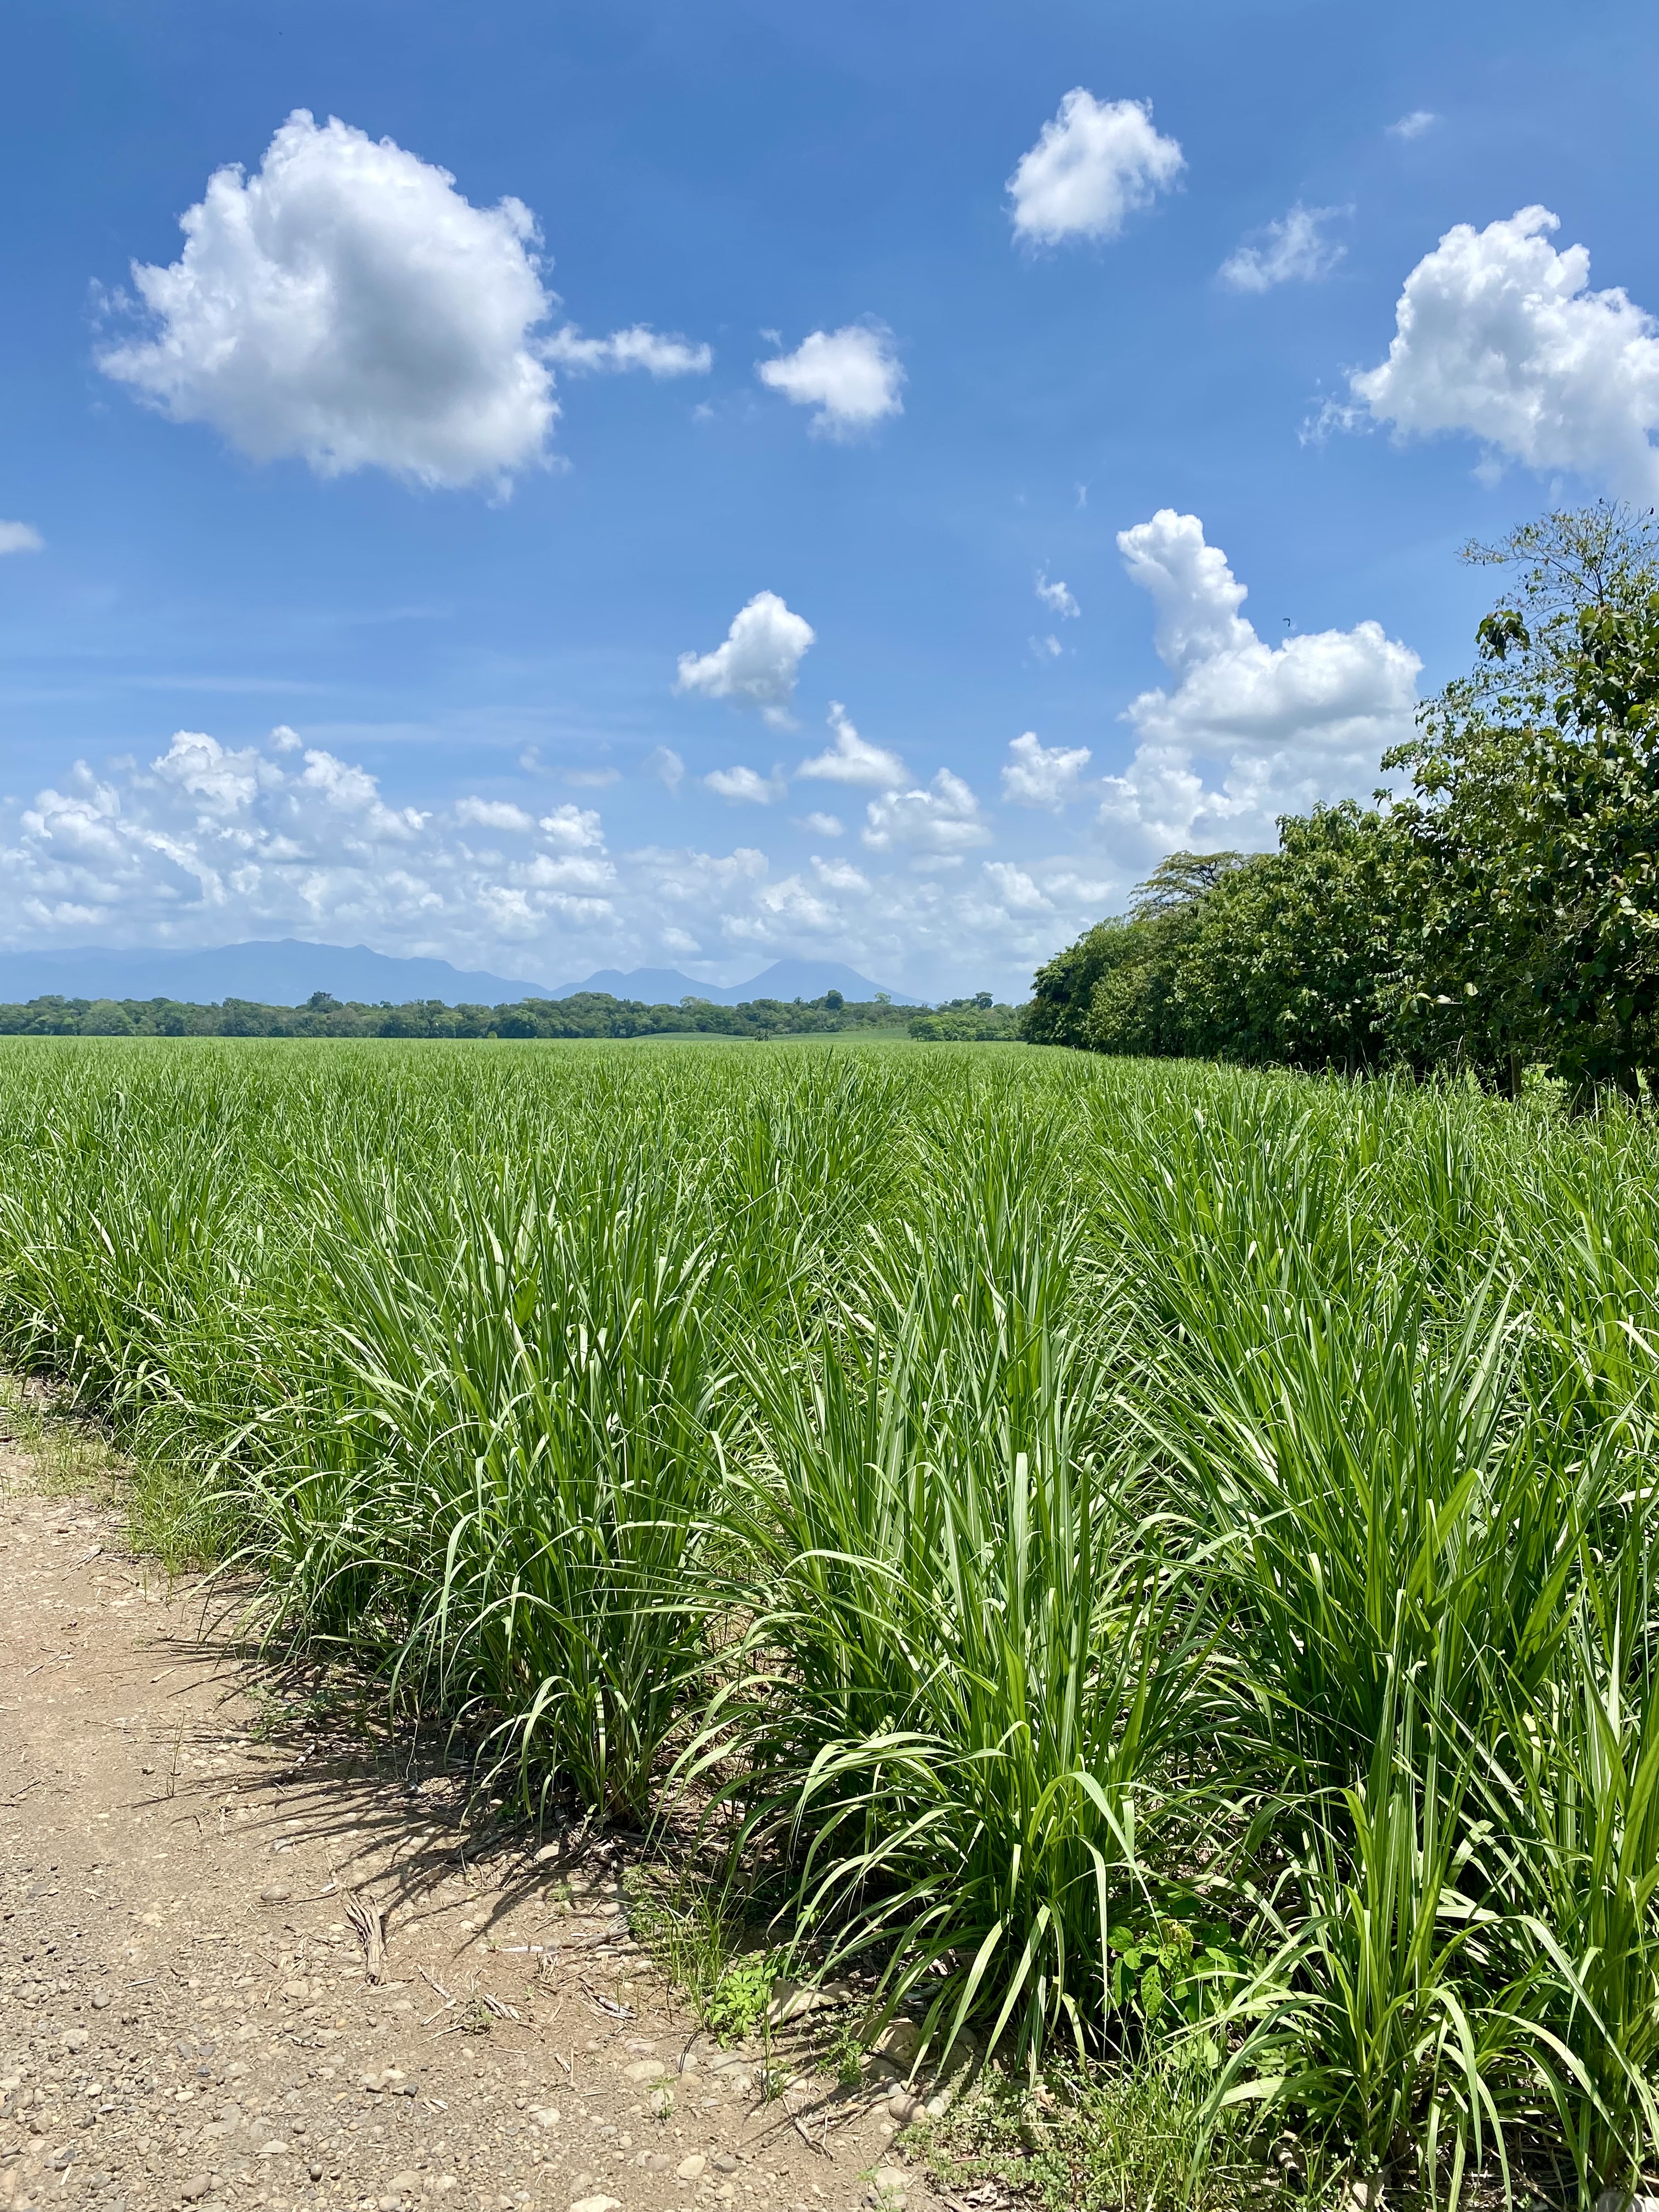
<box><xmin>1002</xmin><ymin>732</ymin><xmax>1092</xmax><ymax>809</ymax></box>
<box><xmin>674</xmin><ymin>591</ymin><xmax>816</xmax><ymax>727</ymax></box>
<box><xmin>1098</xmin><ymin>510</ymin><xmax>1419</xmax><ymax>861</ymax></box>
<box><xmin>757</xmin><ymin>324</ymin><xmax>904</xmax><ymax>438</ymax></box>
<box><xmin>795</xmin><ymin>702</ymin><xmax>908</xmax><ymax>788</ymax></box>
<box><xmin>98</xmin><ymin>111</ymin><xmax>560</xmax><ymax>489</ymax></box>
<box><xmin>1350</xmin><ymin>206</ymin><xmax>1659</xmax><ymax>495</ymax></box>
<box><xmin>1007</xmin><ymin>91</ymin><xmax>1183</xmax><ymax>246</ymax></box>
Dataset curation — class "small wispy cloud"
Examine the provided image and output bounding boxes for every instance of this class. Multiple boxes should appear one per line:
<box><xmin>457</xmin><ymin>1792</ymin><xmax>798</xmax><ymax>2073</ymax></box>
<box><xmin>544</xmin><ymin>325</ymin><xmax>712</xmax><ymax>376</ymax></box>
<box><xmin>1220</xmin><ymin>204</ymin><xmax>1348</xmax><ymax>293</ymax></box>
<box><xmin>1299</xmin><ymin>391</ymin><xmax>1367</xmax><ymax>447</ymax></box>
<box><xmin>1387</xmin><ymin>110</ymin><xmax>1439</xmax><ymax>140</ymax></box>
<box><xmin>1035</xmin><ymin>569</ymin><xmax>1080</xmax><ymax>619</ymax></box>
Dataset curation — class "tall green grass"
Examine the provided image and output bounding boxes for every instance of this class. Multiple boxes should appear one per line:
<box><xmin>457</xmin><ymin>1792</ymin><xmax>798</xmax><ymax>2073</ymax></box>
<box><xmin>1</xmin><ymin>1037</ymin><xmax>1658</xmax><ymax>2203</ymax></box>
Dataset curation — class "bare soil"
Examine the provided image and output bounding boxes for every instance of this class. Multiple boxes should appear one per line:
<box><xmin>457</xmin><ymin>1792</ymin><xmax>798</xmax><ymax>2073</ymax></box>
<box><xmin>0</xmin><ymin>1449</ymin><xmax>933</xmax><ymax>2212</ymax></box>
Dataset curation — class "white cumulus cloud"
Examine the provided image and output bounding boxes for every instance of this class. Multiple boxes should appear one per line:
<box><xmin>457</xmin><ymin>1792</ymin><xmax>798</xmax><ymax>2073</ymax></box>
<box><xmin>675</xmin><ymin>591</ymin><xmax>816</xmax><ymax>728</ymax></box>
<box><xmin>862</xmin><ymin>769</ymin><xmax>991</xmax><ymax>858</ymax></box>
<box><xmin>744</xmin><ymin>871</ymin><xmax>838</xmax><ymax>935</ymax></box>
<box><xmin>981</xmin><ymin>861</ymin><xmax>1053</xmax><ymax>913</ymax></box>
<box><xmin>796</xmin><ymin>702</ymin><xmax>908</xmax><ymax>788</ymax></box>
<box><xmin>544</xmin><ymin>324</ymin><xmax>712</xmax><ymax>376</ymax></box>
<box><xmin>811</xmin><ymin>855</ymin><xmax>869</xmax><ymax>894</ymax></box>
<box><xmin>455</xmin><ymin>797</ymin><xmax>537</xmax><ymax>833</ymax></box>
<box><xmin>98</xmin><ymin>110</ymin><xmax>560</xmax><ymax>490</ymax></box>
<box><xmin>757</xmin><ymin>324</ymin><xmax>904</xmax><ymax>437</ymax></box>
<box><xmin>1220</xmin><ymin>204</ymin><xmax>1347</xmax><ymax>293</ymax></box>
<box><xmin>1350</xmin><ymin>206</ymin><xmax>1659</xmax><ymax>496</ymax></box>
<box><xmin>516</xmin><ymin>848</ymin><xmax>614</xmax><ymax>893</ymax></box>
<box><xmin>1098</xmin><ymin>510</ymin><xmax>1419</xmax><ymax>863</ymax></box>
<box><xmin>704</xmin><ymin>765</ymin><xmax>785</xmax><ymax>805</ymax></box>
<box><xmin>1035</xmin><ymin>570</ymin><xmax>1079</xmax><ymax>618</ymax></box>
<box><xmin>1002</xmin><ymin>732</ymin><xmax>1093</xmax><ymax>809</ymax></box>
<box><xmin>1388</xmin><ymin>110</ymin><xmax>1439</xmax><ymax>139</ymax></box>
<box><xmin>1008</xmin><ymin>90</ymin><xmax>1183</xmax><ymax>246</ymax></box>
<box><xmin>0</xmin><ymin>521</ymin><xmax>43</xmax><ymax>555</ymax></box>
<box><xmin>539</xmin><ymin>804</ymin><xmax>605</xmax><ymax>849</ymax></box>
<box><xmin>794</xmin><ymin>811</ymin><xmax>844</xmax><ymax>837</ymax></box>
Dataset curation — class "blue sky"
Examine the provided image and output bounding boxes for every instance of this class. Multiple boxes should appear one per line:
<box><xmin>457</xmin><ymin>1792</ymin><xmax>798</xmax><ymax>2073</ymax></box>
<box><xmin>1</xmin><ymin>0</ymin><xmax>1656</xmax><ymax>997</ymax></box>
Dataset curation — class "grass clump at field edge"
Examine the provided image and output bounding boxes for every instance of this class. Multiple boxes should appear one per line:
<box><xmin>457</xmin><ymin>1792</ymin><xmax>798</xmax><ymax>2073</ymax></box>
<box><xmin>0</xmin><ymin>1035</ymin><xmax>1657</xmax><ymax>2205</ymax></box>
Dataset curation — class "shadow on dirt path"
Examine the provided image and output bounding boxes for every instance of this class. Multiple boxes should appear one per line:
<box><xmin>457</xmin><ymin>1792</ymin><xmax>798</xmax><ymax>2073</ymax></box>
<box><xmin>0</xmin><ymin>1450</ymin><xmax>933</xmax><ymax>2212</ymax></box>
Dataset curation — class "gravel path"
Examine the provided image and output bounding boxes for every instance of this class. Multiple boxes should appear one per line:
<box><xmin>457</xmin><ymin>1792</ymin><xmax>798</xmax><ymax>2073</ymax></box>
<box><xmin>0</xmin><ymin>1454</ymin><xmax>929</xmax><ymax>2212</ymax></box>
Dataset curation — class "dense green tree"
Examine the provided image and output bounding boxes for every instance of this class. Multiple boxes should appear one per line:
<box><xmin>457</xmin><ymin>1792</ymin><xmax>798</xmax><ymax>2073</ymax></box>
<box><xmin>1166</xmin><ymin>808</ymin><xmax>1400</xmax><ymax>1071</ymax></box>
<box><xmin>1387</xmin><ymin>504</ymin><xmax>1659</xmax><ymax>1097</ymax></box>
<box><xmin>1024</xmin><ymin>921</ymin><xmax>1132</xmax><ymax>1048</ymax></box>
<box><xmin>1083</xmin><ymin>851</ymin><xmax>1246</xmax><ymax>1057</ymax></box>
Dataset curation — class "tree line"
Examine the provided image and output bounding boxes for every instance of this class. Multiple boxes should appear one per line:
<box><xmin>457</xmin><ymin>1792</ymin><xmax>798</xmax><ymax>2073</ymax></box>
<box><xmin>0</xmin><ymin>987</ymin><xmax>1020</xmax><ymax>1041</ymax></box>
<box><xmin>1025</xmin><ymin>505</ymin><xmax>1659</xmax><ymax>1102</ymax></box>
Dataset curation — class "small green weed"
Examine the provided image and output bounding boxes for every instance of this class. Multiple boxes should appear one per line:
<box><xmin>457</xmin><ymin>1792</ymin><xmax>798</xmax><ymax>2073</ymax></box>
<box><xmin>703</xmin><ymin>1951</ymin><xmax>780</xmax><ymax>2046</ymax></box>
<box><xmin>624</xmin><ymin>1867</ymin><xmax>781</xmax><ymax>2043</ymax></box>
<box><xmin>1107</xmin><ymin>1911</ymin><xmax>1255</xmax><ymax>2053</ymax></box>
<box><xmin>826</xmin><ymin>2015</ymin><xmax>867</xmax><ymax>2087</ymax></box>
<box><xmin>928</xmin><ymin>2058</ymin><xmax>1251</xmax><ymax>2212</ymax></box>
<box><xmin>753</xmin><ymin>2056</ymin><xmax>791</xmax><ymax>2104</ymax></box>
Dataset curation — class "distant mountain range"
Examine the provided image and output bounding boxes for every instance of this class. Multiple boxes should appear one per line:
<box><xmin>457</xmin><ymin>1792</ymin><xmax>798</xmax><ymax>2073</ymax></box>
<box><xmin>550</xmin><ymin>959</ymin><xmax>920</xmax><ymax>1007</ymax></box>
<box><xmin>0</xmin><ymin>940</ymin><xmax>923</xmax><ymax>1009</ymax></box>
<box><xmin>0</xmin><ymin>940</ymin><xmax>552</xmax><ymax>1008</ymax></box>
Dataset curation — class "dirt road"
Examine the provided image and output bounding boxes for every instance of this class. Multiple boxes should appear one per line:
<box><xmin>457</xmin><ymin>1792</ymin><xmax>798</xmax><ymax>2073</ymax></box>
<box><xmin>0</xmin><ymin>1452</ymin><xmax>929</xmax><ymax>2212</ymax></box>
